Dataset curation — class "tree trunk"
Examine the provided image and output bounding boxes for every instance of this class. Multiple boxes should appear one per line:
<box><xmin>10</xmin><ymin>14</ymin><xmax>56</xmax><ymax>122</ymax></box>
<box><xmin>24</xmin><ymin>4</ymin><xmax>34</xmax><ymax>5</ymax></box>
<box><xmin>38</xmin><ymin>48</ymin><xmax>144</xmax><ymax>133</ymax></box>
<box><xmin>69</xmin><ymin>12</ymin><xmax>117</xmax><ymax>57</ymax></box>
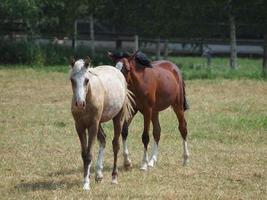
<box><xmin>156</xmin><ymin>37</ymin><xmax>161</xmax><ymax>60</ymax></box>
<box><xmin>229</xmin><ymin>0</ymin><xmax>237</xmax><ymax>69</ymax></box>
<box><xmin>90</xmin><ymin>15</ymin><xmax>95</xmax><ymax>56</ymax></box>
<box><xmin>263</xmin><ymin>33</ymin><xmax>267</xmax><ymax>77</ymax></box>
<box><xmin>73</xmin><ymin>20</ymin><xmax>77</xmax><ymax>50</ymax></box>
<box><xmin>163</xmin><ymin>39</ymin><xmax>169</xmax><ymax>59</ymax></box>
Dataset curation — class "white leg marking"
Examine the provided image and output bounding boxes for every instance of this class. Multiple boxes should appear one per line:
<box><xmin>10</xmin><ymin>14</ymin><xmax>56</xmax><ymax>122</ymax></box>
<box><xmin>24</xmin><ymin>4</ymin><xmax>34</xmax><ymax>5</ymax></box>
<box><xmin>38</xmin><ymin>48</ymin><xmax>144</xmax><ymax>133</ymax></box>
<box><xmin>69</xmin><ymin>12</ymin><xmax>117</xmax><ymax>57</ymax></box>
<box><xmin>123</xmin><ymin>140</ymin><xmax>132</xmax><ymax>167</ymax></box>
<box><xmin>183</xmin><ymin>140</ymin><xmax>189</xmax><ymax>166</ymax></box>
<box><xmin>96</xmin><ymin>143</ymin><xmax>104</xmax><ymax>181</ymax></box>
<box><xmin>148</xmin><ymin>141</ymin><xmax>158</xmax><ymax>168</ymax></box>
<box><xmin>83</xmin><ymin>162</ymin><xmax>91</xmax><ymax>190</ymax></box>
<box><xmin>111</xmin><ymin>175</ymin><xmax>118</xmax><ymax>184</ymax></box>
<box><xmin>140</xmin><ymin>148</ymin><xmax>148</xmax><ymax>171</ymax></box>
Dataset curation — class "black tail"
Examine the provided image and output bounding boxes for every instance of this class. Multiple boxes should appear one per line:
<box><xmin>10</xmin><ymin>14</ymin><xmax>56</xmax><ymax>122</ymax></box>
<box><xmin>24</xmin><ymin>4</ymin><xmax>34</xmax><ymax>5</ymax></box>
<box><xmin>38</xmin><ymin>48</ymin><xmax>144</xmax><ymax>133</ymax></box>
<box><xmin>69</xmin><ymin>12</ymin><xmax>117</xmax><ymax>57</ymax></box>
<box><xmin>182</xmin><ymin>80</ymin><xmax>189</xmax><ymax>111</ymax></box>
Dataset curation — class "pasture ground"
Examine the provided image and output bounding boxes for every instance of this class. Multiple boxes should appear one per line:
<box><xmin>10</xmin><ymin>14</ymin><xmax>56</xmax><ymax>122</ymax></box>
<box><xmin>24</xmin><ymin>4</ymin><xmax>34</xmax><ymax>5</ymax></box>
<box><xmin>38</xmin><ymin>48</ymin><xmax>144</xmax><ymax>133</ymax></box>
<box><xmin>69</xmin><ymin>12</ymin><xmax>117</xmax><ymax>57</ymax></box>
<box><xmin>0</xmin><ymin>66</ymin><xmax>266</xmax><ymax>199</ymax></box>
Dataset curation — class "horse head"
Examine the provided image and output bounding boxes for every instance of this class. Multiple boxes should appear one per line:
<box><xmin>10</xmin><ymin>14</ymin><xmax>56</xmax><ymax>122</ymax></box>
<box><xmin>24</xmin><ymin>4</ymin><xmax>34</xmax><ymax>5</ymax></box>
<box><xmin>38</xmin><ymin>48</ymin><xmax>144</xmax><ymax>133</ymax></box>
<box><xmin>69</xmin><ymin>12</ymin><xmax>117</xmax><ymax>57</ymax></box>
<box><xmin>69</xmin><ymin>57</ymin><xmax>91</xmax><ymax>109</ymax></box>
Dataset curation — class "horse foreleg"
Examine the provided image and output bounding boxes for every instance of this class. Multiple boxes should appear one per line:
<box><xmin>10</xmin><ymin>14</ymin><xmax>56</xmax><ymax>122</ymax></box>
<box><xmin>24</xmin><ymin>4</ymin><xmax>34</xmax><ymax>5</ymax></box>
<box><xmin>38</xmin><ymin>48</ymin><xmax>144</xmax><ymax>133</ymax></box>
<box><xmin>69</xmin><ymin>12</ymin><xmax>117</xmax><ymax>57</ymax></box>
<box><xmin>148</xmin><ymin>112</ymin><xmax>161</xmax><ymax>168</ymax></box>
<box><xmin>75</xmin><ymin>123</ymin><xmax>88</xmax><ymax>190</ymax></box>
<box><xmin>173</xmin><ymin>106</ymin><xmax>189</xmax><ymax>166</ymax></box>
<box><xmin>95</xmin><ymin>125</ymin><xmax>106</xmax><ymax>182</ymax></box>
<box><xmin>140</xmin><ymin>108</ymin><xmax>152</xmax><ymax>171</ymax></box>
<box><xmin>83</xmin><ymin>122</ymin><xmax>98</xmax><ymax>190</ymax></box>
<box><xmin>121</xmin><ymin>110</ymin><xmax>137</xmax><ymax>169</ymax></box>
<box><xmin>112</xmin><ymin>112</ymin><xmax>123</xmax><ymax>184</ymax></box>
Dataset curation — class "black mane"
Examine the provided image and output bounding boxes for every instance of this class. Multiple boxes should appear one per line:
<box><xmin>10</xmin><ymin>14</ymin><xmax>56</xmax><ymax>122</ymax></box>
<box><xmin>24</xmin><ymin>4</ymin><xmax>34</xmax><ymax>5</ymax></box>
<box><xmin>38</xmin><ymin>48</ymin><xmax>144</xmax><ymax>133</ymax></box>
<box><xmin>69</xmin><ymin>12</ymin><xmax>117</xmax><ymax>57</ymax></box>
<box><xmin>135</xmin><ymin>52</ymin><xmax>152</xmax><ymax>68</ymax></box>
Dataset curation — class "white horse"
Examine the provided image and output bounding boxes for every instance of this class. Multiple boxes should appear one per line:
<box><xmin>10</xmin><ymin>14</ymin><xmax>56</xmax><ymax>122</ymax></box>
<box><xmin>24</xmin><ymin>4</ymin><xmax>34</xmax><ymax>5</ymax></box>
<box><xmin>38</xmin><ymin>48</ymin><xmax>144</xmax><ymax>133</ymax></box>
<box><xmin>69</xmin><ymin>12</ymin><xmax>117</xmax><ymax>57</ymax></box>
<box><xmin>69</xmin><ymin>57</ymin><xmax>133</xmax><ymax>190</ymax></box>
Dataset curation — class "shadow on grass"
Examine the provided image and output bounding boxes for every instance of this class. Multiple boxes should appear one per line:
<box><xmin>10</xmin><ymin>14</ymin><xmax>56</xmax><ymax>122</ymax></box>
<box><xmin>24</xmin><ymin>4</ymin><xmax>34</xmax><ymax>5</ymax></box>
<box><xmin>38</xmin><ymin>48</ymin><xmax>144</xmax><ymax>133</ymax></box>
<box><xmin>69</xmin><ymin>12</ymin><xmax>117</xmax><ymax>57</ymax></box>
<box><xmin>14</xmin><ymin>163</ymin><xmax>144</xmax><ymax>192</ymax></box>
<box><xmin>15</xmin><ymin>180</ymin><xmax>80</xmax><ymax>191</ymax></box>
<box><xmin>46</xmin><ymin>163</ymin><xmax>139</xmax><ymax>177</ymax></box>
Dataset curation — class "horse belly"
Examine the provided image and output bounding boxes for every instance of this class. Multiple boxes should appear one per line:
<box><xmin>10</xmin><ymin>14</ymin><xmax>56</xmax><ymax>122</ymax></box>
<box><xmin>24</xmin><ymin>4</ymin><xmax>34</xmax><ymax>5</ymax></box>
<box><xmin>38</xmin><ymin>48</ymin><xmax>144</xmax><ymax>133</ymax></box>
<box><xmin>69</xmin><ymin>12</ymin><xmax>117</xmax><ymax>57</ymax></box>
<box><xmin>154</xmin><ymin>72</ymin><xmax>178</xmax><ymax>111</ymax></box>
<box><xmin>100</xmin><ymin>78</ymin><xmax>125</xmax><ymax>122</ymax></box>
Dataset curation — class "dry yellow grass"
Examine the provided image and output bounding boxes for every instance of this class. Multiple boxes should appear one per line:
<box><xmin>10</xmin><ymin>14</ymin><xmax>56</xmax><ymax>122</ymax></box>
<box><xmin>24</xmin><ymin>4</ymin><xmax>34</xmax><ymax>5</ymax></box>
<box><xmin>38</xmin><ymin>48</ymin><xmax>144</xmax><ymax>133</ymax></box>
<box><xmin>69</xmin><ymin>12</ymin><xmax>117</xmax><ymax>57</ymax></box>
<box><xmin>0</xmin><ymin>68</ymin><xmax>266</xmax><ymax>199</ymax></box>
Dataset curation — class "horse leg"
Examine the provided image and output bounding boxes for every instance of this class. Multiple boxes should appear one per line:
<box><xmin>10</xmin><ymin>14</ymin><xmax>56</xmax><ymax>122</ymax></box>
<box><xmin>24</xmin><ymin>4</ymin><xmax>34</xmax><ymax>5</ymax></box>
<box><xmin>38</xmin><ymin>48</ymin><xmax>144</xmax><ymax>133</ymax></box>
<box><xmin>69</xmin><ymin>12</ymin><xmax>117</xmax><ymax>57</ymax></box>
<box><xmin>121</xmin><ymin>110</ymin><xmax>137</xmax><ymax>169</ymax></box>
<box><xmin>148</xmin><ymin>112</ymin><xmax>161</xmax><ymax>168</ymax></box>
<box><xmin>75</xmin><ymin>123</ymin><xmax>88</xmax><ymax>190</ymax></box>
<box><xmin>140</xmin><ymin>108</ymin><xmax>152</xmax><ymax>171</ymax></box>
<box><xmin>172</xmin><ymin>105</ymin><xmax>189</xmax><ymax>166</ymax></box>
<box><xmin>83</xmin><ymin>122</ymin><xmax>99</xmax><ymax>190</ymax></box>
<box><xmin>95</xmin><ymin>125</ymin><xmax>106</xmax><ymax>182</ymax></box>
<box><xmin>111</xmin><ymin>111</ymin><xmax>124</xmax><ymax>184</ymax></box>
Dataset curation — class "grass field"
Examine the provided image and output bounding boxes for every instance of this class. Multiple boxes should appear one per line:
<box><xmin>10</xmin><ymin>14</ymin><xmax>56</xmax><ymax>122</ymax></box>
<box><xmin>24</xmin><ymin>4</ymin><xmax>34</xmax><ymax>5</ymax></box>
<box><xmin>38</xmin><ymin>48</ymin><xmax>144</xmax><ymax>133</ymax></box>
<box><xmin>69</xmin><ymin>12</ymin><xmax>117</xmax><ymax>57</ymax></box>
<box><xmin>0</xmin><ymin>66</ymin><xmax>266</xmax><ymax>199</ymax></box>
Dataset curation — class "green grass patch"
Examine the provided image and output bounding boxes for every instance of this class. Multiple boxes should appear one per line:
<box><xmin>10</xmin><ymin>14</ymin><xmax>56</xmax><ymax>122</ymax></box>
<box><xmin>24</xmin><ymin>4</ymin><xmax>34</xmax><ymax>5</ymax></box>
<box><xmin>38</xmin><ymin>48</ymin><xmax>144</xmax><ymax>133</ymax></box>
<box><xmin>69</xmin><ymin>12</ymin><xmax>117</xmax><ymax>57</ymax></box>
<box><xmin>170</xmin><ymin>56</ymin><xmax>264</xmax><ymax>80</ymax></box>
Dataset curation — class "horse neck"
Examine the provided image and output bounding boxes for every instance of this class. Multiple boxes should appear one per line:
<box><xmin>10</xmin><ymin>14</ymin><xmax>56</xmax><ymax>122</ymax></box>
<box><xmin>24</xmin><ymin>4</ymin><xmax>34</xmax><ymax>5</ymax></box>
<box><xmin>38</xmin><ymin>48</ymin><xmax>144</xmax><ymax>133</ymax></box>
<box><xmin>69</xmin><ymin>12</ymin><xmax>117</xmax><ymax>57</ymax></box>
<box><xmin>128</xmin><ymin>67</ymin><xmax>144</xmax><ymax>92</ymax></box>
<box><xmin>85</xmin><ymin>82</ymin><xmax>93</xmax><ymax>102</ymax></box>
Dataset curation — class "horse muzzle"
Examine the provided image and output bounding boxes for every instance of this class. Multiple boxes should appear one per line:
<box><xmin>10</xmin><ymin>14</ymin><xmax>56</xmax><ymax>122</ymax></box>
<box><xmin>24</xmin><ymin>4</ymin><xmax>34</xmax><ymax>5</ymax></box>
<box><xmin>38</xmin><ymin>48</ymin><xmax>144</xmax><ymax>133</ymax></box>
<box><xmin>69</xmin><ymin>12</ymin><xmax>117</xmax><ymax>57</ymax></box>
<box><xmin>75</xmin><ymin>100</ymin><xmax>86</xmax><ymax>109</ymax></box>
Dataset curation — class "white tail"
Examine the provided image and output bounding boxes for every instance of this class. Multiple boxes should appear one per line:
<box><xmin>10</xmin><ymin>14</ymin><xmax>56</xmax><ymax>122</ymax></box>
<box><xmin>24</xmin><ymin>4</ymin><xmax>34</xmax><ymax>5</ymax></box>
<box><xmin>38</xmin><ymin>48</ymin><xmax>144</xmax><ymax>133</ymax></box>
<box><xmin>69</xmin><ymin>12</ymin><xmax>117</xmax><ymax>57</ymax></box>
<box><xmin>123</xmin><ymin>89</ymin><xmax>135</xmax><ymax>122</ymax></box>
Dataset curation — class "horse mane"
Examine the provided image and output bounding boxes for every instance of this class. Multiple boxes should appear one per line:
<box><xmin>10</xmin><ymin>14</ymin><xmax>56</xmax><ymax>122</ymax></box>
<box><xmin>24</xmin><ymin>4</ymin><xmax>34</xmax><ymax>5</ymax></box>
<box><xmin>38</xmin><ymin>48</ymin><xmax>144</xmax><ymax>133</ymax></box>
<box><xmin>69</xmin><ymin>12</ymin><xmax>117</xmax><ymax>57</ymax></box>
<box><xmin>134</xmin><ymin>52</ymin><xmax>152</xmax><ymax>68</ymax></box>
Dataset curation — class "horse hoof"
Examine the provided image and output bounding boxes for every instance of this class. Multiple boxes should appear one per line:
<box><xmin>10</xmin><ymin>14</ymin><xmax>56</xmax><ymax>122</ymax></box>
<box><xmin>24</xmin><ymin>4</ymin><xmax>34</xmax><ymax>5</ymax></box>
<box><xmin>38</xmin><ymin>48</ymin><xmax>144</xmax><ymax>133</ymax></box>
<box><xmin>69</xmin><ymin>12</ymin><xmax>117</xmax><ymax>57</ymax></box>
<box><xmin>111</xmin><ymin>177</ymin><xmax>118</xmax><ymax>184</ymax></box>
<box><xmin>148</xmin><ymin>160</ymin><xmax>156</xmax><ymax>168</ymax></box>
<box><xmin>83</xmin><ymin>183</ymin><xmax>90</xmax><ymax>191</ymax></box>
<box><xmin>183</xmin><ymin>160</ymin><xmax>189</xmax><ymax>166</ymax></box>
<box><xmin>140</xmin><ymin>163</ymin><xmax>148</xmax><ymax>171</ymax></box>
<box><xmin>124</xmin><ymin>162</ymin><xmax>132</xmax><ymax>170</ymax></box>
<box><xmin>95</xmin><ymin>176</ymin><xmax>103</xmax><ymax>183</ymax></box>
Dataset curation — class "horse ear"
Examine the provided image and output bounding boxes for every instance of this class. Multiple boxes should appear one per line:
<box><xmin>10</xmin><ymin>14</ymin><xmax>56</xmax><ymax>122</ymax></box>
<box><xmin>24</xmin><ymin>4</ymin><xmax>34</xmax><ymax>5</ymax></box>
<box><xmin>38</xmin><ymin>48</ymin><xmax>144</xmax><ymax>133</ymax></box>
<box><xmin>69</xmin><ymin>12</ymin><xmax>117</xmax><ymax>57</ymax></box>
<box><xmin>70</xmin><ymin>57</ymin><xmax>75</xmax><ymax>68</ymax></box>
<box><xmin>107</xmin><ymin>51</ymin><xmax>115</xmax><ymax>61</ymax></box>
<box><xmin>84</xmin><ymin>56</ymin><xmax>91</xmax><ymax>68</ymax></box>
<box><xmin>129</xmin><ymin>51</ymin><xmax>139</xmax><ymax>61</ymax></box>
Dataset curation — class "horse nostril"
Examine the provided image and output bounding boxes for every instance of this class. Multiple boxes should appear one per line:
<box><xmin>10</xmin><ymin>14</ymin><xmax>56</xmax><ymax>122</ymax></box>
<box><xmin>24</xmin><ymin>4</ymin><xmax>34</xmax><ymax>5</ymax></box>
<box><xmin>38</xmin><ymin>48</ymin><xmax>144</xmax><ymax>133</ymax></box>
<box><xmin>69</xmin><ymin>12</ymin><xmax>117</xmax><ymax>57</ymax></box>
<box><xmin>75</xmin><ymin>100</ymin><xmax>86</xmax><ymax>109</ymax></box>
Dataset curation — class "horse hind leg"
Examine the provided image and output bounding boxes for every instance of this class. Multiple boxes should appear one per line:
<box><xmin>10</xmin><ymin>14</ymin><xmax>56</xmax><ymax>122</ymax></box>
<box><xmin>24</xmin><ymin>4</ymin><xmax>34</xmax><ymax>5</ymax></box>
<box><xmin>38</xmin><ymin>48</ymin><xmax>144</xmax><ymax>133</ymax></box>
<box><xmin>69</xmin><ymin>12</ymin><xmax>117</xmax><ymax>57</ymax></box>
<box><xmin>121</xmin><ymin>110</ymin><xmax>137</xmax><ymax>170</ymax></box>
<box><xmin>172</xmin><ymin>105</ymin><xmax>189</xmax><ymax>166</ymax></box>
<box><xmin>95</xmin><ymin>125</ymin><xmax>106</xmax><ymax>182</ymax></box>
<box><xmin>111</xmin><ymin>110</ymin><xmax>124</xmax><ymax>184</ymax></box>
<box><xmin>148</xmin><ymin>112</ymin><xmax>161</xmax><ymax>168</ymax></box>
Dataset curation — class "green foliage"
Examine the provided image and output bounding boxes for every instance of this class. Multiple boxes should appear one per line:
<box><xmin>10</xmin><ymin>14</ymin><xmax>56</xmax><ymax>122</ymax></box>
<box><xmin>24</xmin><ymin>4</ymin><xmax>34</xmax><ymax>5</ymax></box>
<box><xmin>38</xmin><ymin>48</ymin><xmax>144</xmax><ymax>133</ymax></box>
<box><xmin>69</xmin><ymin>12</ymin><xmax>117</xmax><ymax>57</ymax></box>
<box><xmin>0</xmin><ymin>40</ymin><xmax>111</xmax><ymax>66</ymax></box>
<box><xmin>169</xmin><ymin>56</ymin><xmax>264</xmax><ymax>80</ymax></box>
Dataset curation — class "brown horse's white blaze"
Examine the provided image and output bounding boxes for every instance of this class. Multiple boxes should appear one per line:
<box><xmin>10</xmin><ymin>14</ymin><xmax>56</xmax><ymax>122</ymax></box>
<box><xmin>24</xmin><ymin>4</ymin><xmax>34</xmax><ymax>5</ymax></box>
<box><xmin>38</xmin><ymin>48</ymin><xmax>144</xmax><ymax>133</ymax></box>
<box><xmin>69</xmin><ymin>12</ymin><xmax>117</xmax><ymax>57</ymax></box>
<box><xmin>110</xmin><ymin>51</ymin><xmax>189</xmax><ymax>170</ymax></box>
<box><xmin>69</xmin><ymin>57</ymin><xmax>134</xmax><ymax>190</ymax></box>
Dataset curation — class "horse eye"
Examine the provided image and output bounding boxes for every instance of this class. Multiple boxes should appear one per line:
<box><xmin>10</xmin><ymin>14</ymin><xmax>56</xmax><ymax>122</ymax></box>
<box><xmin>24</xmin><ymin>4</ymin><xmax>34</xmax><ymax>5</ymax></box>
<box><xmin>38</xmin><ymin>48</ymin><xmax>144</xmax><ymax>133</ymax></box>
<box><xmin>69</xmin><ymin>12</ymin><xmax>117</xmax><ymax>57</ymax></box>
<box><xmin>84</xmin><ymin>78</ymin><xmax>89</xmax><ymax>85</ymax></box>
<box><xmin>71</xmin><ymin>79</ymin><xmax>75</xmax><ymax>85</ymax></box>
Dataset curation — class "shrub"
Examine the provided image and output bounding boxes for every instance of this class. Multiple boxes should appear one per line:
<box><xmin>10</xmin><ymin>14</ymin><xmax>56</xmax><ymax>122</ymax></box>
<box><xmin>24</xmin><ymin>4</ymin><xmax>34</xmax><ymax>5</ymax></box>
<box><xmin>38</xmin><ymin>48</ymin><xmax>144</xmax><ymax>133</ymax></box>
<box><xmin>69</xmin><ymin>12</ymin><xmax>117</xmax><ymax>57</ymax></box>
<box><xmin>0</xmin><ymin>40</ymin><xmax>112</xmax><ymax>66</ymax></box>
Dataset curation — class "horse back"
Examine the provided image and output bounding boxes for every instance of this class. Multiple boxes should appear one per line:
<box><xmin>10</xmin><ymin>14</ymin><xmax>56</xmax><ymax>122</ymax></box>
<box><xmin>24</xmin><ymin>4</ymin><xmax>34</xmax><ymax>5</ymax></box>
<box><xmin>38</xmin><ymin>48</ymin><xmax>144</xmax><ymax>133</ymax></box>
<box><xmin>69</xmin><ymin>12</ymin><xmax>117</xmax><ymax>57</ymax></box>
<box><xmin>152</xmin><ymin>60</ymin><xmax>181</xmax><ymax>77</ymax></box>
<box><xmin>135</xmin><ymin>60</ymin><xmax>182</xmax><ymax>111</ymax></box>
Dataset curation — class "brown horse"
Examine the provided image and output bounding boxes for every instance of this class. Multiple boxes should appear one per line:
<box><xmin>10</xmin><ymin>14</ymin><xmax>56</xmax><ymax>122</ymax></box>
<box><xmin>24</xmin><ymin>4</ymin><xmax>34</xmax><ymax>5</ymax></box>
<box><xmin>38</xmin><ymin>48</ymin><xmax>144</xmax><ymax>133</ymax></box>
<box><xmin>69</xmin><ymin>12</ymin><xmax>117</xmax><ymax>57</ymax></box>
<box><xmin>109</xmin><ymin>51</ymin><xmax>189</xmax><ymax>170</ymax></box>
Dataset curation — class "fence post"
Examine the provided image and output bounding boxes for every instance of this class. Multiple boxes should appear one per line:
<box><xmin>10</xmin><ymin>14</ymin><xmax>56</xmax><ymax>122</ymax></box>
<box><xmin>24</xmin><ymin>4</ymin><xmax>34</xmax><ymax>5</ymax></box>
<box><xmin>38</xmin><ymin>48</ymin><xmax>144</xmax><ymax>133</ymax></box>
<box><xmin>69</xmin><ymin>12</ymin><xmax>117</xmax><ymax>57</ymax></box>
<box><xmin>163</xmin><ymin>39</ymin><xmax>169</xmax><ymax>59</ymax></box>
<box><xmin>263</xmin><ymin>33</ymin><xmax>267</xmax><ymax>77</ymax></box>
<box><xmin>156</xmin><ymin>37</ymin><xmax>161</xmax><ymax>60</ymax></box>
<box><xmin>134</xmin><ymin>35</ymin><xmax>139</xmax><ymax>51</ymax></box>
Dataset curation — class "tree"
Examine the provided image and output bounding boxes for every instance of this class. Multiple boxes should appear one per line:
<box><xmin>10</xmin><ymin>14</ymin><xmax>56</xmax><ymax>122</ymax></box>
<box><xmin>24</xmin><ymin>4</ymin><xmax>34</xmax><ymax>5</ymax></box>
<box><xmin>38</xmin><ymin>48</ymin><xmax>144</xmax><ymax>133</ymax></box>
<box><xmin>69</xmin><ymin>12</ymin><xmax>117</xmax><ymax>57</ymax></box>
<box><xmin>0</xmin><ymin>0</ymin><xmax>39</xmax><ymax>36</ymax></box>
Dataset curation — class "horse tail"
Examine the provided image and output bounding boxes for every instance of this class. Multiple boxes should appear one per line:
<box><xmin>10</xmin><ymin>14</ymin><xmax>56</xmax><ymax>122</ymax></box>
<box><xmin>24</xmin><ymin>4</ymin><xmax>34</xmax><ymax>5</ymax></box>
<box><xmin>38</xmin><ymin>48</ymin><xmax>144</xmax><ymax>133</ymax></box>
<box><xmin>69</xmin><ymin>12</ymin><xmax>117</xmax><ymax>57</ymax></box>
<box><xmin>122</xmin><ymin>88</ymin><xmax>135</xmax><ymax>122</ymax></box>
<box><xmin>182</xmin><ymin>80</ymin><xmax>189</xmax><ymax>111</ymax></box>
